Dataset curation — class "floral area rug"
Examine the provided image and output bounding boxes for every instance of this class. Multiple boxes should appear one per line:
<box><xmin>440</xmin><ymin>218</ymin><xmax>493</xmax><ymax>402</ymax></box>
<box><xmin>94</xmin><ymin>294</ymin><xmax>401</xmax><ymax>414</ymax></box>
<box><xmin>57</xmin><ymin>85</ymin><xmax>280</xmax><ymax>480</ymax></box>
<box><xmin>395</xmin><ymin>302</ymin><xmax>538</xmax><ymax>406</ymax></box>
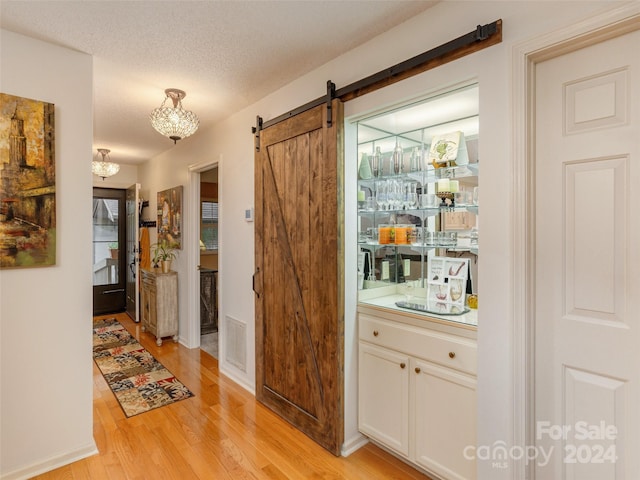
<box><xmin>93</xmin><ymin>318</ymin><xmax>194</xmax><ymax>417</ymax></box>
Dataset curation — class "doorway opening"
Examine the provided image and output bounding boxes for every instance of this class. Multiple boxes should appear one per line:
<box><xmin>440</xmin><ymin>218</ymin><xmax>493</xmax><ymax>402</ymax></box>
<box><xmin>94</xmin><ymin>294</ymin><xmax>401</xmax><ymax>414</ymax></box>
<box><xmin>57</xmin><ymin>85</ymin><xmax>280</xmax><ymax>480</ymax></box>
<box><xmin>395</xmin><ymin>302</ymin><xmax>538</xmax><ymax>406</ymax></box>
<box><xmin>199</xmin><ymin>166</ymin><xmax>219</xmax><ymax>358</ymax></box>
<box><xmin>93</xmin><ymin>187</ymin><xmax>126</xmax><ymax>315</ymax></box>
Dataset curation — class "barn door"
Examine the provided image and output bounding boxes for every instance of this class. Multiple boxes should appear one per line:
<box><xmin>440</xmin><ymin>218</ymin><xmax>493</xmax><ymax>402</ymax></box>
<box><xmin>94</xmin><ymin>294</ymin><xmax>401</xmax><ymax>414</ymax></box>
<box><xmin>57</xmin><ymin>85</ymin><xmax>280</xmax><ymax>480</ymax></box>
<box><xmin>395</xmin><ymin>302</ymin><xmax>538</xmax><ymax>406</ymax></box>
<box><xmin>254</xmin><ymin>100</ymin><xmax>344</xmax><ymax>454</ymax></box>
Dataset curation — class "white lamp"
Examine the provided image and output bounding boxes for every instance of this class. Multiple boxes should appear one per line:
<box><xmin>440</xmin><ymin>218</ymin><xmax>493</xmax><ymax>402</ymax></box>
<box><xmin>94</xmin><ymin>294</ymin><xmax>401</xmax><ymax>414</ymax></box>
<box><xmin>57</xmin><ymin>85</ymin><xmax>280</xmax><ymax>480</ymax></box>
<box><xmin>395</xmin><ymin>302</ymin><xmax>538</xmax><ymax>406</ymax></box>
<box><xmin>92</xmin><ymin>148</ymin><xmax>120</xmax><ymax>180</ymax></box>
<box><xmin>150</xmin><ymin>88</ymin><xmax>199</xmax><ymax>143</ymax></box>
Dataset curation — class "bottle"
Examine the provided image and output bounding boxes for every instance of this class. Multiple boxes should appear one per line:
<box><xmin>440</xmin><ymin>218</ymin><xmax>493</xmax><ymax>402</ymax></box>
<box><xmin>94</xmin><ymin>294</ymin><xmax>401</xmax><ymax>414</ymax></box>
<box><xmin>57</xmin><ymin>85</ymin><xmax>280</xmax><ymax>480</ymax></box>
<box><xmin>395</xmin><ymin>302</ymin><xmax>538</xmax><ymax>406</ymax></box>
<box><xmin>358</xmin><ymin>152</ymin><xmax>372</xmax><ymax>180</ymax></box>
<box><xmin>371</xmin><ymin>146</ymin><xmax>382</xmax><ymax>178</ymax></box>
<box><xmin>392</xmin><ymin>141</ymin><xmax>403</xmax><ymax>175</ymax></box>
<box><xmin>410</xmin><ymin>146</ymin><xmax>420</xmax><ymax>172</ymax></box>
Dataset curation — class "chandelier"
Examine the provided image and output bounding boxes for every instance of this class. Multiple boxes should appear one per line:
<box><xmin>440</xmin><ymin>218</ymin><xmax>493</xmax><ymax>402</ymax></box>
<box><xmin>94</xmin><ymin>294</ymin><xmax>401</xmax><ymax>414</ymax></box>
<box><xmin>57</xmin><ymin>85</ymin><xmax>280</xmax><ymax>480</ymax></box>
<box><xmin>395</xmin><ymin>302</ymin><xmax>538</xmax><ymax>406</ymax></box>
<box><xmin>92</xmin><ymin>148</ymin><xmax>120</xmax><ymax>180</ymax></box>
<box><xmin>150</xmin><ymin>88</ymin><xmax>199</xmax><ymax>143</ymax></box>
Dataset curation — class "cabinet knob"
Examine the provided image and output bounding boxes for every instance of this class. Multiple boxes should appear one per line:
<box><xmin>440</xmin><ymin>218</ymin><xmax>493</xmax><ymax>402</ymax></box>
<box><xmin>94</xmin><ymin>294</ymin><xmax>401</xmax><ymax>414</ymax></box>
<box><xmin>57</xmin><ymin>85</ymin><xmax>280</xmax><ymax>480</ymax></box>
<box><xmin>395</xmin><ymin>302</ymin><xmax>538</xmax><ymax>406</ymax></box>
<box><xmin>373</xmin><ymin>330</ymin><xmax>379</xmax><ymax>337</ymax></box>
<box><xmin>400</xmin><ymin>362</ymin><xmax>406</xmax><ymax>369</ymax></box>
<box><xmin>415</xmin><ymin>367</ymin><xmax>421</xmax><ymax>374</ymax></box>
<box><xmin>449</xmin><ymin>351</ymin><xmax>456</xmax><ymax>359</ymax></box>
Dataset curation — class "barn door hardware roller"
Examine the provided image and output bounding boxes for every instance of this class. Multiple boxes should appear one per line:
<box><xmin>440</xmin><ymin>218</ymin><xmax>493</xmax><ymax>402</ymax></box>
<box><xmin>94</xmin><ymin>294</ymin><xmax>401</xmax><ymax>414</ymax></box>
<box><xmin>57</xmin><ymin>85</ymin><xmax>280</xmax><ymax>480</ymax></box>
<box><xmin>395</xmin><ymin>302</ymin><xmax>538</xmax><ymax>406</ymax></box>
<box><xmin>252</xmin><ymin>115</ymin><xmax>263</xmax><ymax>152</ymax></box>
<box><xmin>326</xmin><ymin>80</ymin><xmax>336</xmax><ymax>127</ymax></box>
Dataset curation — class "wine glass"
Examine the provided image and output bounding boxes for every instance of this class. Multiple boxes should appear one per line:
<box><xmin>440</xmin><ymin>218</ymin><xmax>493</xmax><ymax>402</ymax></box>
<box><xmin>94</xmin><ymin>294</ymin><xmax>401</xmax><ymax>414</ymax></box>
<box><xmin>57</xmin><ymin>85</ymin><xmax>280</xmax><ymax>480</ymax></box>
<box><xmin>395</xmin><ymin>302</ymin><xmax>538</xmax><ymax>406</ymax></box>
<box><xmin>405</xmin><ymin>182</ymin><xmax>417</xmax><ymax>209</ymax></box>
<box><xmin>404</xmin><ymin>280</ymin><xmax>416</xmax><ymax>302</ymax></box>
<box><xmin>375</xmin><ymin>181</ymin><xmax>388</xmax><ymax>211</ymax></box>
<box><xmin>386</xmin><ymin>180</ymin><xmax>398</xmax><ymax>210</ymax></box>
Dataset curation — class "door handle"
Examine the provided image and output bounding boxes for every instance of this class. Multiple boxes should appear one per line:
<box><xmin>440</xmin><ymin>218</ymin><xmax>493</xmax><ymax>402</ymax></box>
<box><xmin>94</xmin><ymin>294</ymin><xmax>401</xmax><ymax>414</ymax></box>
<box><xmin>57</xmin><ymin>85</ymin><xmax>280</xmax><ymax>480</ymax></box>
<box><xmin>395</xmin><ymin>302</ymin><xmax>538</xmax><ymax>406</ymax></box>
<box><xmin>252</xmin><ymin>267</ymin><xmax>260</xmax><ymax>298</ymax></box>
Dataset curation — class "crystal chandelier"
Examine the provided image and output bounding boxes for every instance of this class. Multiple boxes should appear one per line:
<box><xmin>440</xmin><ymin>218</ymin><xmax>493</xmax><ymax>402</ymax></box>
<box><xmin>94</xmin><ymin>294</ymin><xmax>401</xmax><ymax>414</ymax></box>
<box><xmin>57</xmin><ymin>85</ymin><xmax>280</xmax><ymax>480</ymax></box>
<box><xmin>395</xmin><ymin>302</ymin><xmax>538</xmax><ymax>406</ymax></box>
<box><xmin>92</xmin><ymin>148</ymin><xmax>120</xmax><ymax>180</ymax></box>
<box><xmin>149</xmin><ymin>88</ymin><xmax>199</xmax><ymax>143</ymax></box>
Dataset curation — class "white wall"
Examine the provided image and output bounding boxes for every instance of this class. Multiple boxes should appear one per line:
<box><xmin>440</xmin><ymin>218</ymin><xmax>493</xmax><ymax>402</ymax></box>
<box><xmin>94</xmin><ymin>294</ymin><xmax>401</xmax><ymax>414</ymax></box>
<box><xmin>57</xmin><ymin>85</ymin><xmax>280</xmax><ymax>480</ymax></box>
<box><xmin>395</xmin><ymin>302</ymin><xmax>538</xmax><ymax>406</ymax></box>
<box><xmin>0</xmin><ymin>30</ymin><xmax>96</xmax><ymax>479</ymax></box>
<box><xmin>138</xmin><ymin>3</ymin><xmax>617</xmax><ymax>476</ymax></box>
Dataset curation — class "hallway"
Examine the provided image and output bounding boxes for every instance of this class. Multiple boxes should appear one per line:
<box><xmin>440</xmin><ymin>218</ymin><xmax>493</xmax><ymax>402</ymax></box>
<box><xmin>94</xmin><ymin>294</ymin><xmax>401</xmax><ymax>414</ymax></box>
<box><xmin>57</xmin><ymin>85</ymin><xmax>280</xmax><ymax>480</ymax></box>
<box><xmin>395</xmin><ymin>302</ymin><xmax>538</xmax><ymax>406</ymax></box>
<box><xmin>33</xmin><ymin>312</ymin><xmax>432</xmax><ymax>479</ymax></box>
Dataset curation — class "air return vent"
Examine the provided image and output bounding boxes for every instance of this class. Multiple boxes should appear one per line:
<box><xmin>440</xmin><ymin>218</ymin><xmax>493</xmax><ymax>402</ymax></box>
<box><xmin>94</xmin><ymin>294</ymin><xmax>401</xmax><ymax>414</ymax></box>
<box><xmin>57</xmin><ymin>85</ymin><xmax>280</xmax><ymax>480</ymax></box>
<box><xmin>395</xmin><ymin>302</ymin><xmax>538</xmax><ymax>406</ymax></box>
<box><xmin>224</xmin><ymin>315</ymin><xmax>246</xmax><ymax>371</ymax></box>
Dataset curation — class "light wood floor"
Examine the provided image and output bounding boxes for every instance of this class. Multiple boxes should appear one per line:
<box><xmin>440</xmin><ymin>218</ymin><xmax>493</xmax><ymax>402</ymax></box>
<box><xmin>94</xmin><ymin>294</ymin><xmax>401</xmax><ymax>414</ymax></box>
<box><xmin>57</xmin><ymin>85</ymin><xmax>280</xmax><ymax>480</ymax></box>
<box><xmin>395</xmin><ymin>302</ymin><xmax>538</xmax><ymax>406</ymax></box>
<box><xmin>34</xmin><ymin>312</ymin><xmax>433</xmax><ymax>480</ymax></box>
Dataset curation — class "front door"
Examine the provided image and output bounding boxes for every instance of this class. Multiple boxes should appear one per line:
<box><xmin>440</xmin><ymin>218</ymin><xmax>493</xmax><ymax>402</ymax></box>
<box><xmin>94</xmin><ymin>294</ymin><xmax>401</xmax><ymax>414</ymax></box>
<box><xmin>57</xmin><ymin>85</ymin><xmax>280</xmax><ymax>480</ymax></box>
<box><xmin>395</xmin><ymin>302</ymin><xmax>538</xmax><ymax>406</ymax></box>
<box><xmin>254</xmin><ymin>100</ymin><xmax>344</xmax><ymax>454</ymax></box>
<box><xmin>93</xmin><ymin>188</ymin><xmax>126</xmax><ymax>315</ymax></box>
<box><xmin>535</xmin><ymin>27</ymin><xmax>640</xmax><ymax>478</ymax></box>
<box><xmin>125</xmin><ymin>183</ymin><xmax>140</xmax><ymax>321</ymax></box>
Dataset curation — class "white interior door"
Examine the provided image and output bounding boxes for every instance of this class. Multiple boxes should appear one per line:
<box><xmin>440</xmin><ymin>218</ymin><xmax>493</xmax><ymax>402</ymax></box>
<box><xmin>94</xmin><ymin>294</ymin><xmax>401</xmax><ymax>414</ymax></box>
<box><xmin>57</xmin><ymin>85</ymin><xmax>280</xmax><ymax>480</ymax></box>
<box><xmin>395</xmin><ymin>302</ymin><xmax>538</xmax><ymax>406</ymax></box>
<box><xmin>126</xmin><ymin>183</ymin><xmax>140</xmax><ymax>322</ymax></box>
<box><xmin>535</xmin><ymin>28</ymin><xmax>640</xmax><ymax>479</ymax></box>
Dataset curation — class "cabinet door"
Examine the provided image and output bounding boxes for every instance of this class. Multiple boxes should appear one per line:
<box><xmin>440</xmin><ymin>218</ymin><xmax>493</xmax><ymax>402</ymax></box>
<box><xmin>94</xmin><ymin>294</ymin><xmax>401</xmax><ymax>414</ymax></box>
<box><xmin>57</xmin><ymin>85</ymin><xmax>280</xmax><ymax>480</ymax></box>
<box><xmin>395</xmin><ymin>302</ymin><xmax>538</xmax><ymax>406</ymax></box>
<box><xmin>140</xmin><ymin>284</ymin><xmax>149</xmax><ymax>329</ymax></box>
<box><xmin>413</xmin><ymin>359</ymin><xmax>477</xmax><ymax>480</ymax></box>
<box><xmin>358</xmin><ymin>342</ymin><xmax>410</xmax><ymax>457</ymax></box>
<box><xmin>148</xmin><ymin>285</ymin><xmax>157</xmax><ymax>333</ymax></box>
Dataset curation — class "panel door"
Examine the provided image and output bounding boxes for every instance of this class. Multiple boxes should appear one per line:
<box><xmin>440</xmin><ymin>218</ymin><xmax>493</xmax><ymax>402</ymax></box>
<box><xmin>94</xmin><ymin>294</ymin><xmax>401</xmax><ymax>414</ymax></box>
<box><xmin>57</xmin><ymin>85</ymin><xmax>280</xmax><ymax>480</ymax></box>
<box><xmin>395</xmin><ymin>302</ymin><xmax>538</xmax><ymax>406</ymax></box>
<box><xmin>535</xmin><ymin>28</ymin><xmax>640</xmax><ymax>479</ymax></box>
<box><xmin>125</xmin><ymin>183</ymin><xmax>140</xmax><ymax>322</ymax></box>
<box><xmin>358</xmin><ymin>342</ymin><xmax>410</xmax><ymax>457</ymax></box>
<box><xmin>92</xmin><ymin>187</ymin><xmax>126</xmax><ymax>315</ymax></box>
<box><xmin>254</xmin><ymin>100</ymin><xmax>344</xmax><ymax>454</ymax></box>
<box><xmin>413</xmin><ymin>359</ymin><xmax>476</xmax><ymax>480</ymax></box>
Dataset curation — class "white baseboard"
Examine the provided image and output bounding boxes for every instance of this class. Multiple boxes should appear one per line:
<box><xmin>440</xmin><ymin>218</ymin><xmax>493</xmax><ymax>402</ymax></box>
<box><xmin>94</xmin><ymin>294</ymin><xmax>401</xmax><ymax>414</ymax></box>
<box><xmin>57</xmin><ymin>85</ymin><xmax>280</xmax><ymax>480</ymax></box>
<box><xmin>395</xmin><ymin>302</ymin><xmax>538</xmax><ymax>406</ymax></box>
<box><xmin>219</xmin><ymin>364</ymin><xmax>255</xmax><ymax>395</ymax></box>
<box><xmin>341</xmin><ymin>432</ymin><xmax>369</xmax><ymax>457</ymax></box>
<box><xmin>1</xmin><ymin>442</ymin><xmax>98</xmax><ymax>480</ymax></box>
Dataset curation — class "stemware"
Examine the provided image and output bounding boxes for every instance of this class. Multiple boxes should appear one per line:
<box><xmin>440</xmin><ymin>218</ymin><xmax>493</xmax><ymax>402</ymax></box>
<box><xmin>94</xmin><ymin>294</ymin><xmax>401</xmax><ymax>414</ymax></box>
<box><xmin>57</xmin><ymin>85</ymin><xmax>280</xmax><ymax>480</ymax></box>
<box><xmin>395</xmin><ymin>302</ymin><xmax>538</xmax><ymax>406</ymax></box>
<box><xmin>375</xmin><ymin>181</ymin><xmax>388</xmax><ymax>210</ymax></box>
<box><xmin>390</xmin><ymin>180</ymin><xmax>402</xmax><ymax>210</ymax></box>
<box><xmin>406</xmin><ymin>182</ymin><xmax>418</xmax><ymax>209</ymax></box>
<box><xmin>404</xmin><ymin>280</ymin><xmax>416</xmax><ymax>301</ymax></box>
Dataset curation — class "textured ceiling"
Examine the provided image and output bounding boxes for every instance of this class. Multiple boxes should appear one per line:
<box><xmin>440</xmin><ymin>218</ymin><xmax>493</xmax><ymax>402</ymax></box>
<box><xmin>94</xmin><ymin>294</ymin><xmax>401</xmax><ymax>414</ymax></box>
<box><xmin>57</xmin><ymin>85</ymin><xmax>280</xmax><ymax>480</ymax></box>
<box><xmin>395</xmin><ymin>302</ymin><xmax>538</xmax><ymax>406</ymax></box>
<box><xmin>1</xmin><ymin>0</ymin><xmax>437</xmax><ymax>164</ymax></box>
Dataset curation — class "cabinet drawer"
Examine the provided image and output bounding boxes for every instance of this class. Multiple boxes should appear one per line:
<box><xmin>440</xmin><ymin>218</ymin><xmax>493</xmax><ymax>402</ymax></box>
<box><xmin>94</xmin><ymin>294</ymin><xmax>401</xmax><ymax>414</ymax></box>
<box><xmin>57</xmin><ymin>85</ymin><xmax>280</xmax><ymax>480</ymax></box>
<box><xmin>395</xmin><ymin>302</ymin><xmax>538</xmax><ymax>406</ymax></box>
<box><xmin>359</xmin><ymin>314</ymin><xmax>477</xmax><ymax>375</ymax></box>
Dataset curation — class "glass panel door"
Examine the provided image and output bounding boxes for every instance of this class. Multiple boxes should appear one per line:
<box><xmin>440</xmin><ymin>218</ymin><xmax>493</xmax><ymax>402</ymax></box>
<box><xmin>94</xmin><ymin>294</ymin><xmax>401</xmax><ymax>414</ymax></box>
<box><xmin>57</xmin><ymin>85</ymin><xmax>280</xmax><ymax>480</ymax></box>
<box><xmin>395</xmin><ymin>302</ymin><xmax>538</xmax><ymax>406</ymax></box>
<box><xmin>93</xmin><ymin>188</ymin><xmax>126</xmax><ymax>315</ymax></box>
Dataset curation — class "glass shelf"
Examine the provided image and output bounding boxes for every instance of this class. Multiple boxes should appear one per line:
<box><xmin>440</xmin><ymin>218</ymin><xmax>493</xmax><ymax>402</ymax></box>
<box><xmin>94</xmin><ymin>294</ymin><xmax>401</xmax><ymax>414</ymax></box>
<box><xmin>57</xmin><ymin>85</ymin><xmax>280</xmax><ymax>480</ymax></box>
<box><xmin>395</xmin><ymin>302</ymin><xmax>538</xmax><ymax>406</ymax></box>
<box><xmin>358</xmin><ymin>163</ymin><xmax>479</xmax><ymax>186</ymax></box>
<box><xmin>465</xmin><ymin>205</ymin><xmax>478</xmax><ymax>215</ymax></box>
<box><xmin>358</xmin><ymin>207</ymin><xmax>441</xmax><ymax>216</ymax></box>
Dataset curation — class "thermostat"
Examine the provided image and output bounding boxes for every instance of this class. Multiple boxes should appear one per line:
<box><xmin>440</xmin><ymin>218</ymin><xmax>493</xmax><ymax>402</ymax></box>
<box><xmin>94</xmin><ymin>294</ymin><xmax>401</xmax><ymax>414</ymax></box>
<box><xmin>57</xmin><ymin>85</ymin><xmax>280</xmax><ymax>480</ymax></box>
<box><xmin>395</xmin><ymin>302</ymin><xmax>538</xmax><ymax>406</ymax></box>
<box><xmin>245</xmin><ymin>207</ymin><xmax>254</xmax><ymax>222</ymax></box>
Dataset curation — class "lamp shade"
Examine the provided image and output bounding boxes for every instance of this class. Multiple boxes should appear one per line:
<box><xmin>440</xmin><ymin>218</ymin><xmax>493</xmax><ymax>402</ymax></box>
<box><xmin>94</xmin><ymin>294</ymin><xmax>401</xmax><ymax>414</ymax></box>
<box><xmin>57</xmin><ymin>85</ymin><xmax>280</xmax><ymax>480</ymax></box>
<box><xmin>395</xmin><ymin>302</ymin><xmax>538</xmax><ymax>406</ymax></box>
<box><xmin>150</xmin><ymin>88</ymin><xmax>199</xmax><ymax>143</ymax></box>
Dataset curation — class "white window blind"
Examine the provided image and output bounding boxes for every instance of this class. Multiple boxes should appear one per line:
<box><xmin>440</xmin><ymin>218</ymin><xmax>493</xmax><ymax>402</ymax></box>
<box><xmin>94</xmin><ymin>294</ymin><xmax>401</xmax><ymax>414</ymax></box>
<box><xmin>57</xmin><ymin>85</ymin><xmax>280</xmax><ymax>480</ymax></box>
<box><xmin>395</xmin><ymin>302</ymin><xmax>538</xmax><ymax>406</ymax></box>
<box><xmin>201</xmin><ymin>201</ymin><xmax>218</xmax><ymax>250</ymax></box>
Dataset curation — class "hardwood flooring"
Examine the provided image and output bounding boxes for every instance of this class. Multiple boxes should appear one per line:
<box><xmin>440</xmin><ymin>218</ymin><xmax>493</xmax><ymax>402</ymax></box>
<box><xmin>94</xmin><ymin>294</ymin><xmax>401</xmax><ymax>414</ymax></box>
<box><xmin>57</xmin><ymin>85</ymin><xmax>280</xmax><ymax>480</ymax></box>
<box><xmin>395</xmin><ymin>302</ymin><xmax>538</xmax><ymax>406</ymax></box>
<box><xmin>33</xmin><ymin>312</ymin><xmax>433</xmax><ymax>480</ymax></box>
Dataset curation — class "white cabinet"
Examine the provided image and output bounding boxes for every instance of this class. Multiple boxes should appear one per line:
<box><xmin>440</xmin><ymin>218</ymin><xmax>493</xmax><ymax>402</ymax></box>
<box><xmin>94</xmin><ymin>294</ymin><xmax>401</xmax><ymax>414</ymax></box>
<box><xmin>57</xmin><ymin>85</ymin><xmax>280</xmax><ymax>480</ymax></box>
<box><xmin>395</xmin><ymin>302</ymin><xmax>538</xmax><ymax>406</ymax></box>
<box><xmin>358</xmin><ymin>310</ymin><xmax>477</xmax><ymax>480</ymax></box>
<box><xmin>358</xmin><ymin>342</ymin><xmax>410</xmax><ymax>457</ymax></box>
<box><xmin>414</xmin><ymin>359</ymin><xmax>477</xmax><ymax>480</ymax></box>
<box><xmin>140</xmin><ymin>269</ymin><xmax>178</xmax><ymax>346</ymax></box>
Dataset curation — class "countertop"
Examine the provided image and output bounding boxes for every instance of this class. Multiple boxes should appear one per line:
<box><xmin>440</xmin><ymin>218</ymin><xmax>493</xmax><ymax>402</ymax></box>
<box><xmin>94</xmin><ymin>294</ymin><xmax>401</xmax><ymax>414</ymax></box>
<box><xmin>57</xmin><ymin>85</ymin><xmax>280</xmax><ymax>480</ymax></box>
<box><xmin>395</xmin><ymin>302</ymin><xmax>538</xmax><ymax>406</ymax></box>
<box><xmin>358</xmin><ymin>286</ymin><xmax>478</xmax><ymax>329</ymax></box>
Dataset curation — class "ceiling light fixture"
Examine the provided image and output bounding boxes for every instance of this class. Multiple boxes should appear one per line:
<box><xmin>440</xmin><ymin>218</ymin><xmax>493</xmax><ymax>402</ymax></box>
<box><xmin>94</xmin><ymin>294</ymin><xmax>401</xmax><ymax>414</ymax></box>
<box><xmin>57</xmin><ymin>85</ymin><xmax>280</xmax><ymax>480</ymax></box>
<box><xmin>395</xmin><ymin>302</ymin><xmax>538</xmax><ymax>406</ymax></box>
<box><xmin>92</xmin><ymin>148</ymin><xmax>120</xmax><ymax>180</ymax></box>
<box><xmin>150</xmin><ymin>88</ymin><xmax>199</xmax><ymax>144</ymax></box>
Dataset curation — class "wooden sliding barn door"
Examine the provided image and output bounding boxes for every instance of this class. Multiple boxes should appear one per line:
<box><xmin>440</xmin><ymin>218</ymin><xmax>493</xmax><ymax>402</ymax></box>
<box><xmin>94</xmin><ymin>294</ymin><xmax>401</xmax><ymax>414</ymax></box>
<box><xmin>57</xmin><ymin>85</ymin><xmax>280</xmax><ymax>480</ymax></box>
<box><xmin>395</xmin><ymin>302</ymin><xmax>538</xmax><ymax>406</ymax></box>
<box><xmin>254</xmin><ymin>100</ymin><xmax>344</xmax><ymax>454</ymax></box>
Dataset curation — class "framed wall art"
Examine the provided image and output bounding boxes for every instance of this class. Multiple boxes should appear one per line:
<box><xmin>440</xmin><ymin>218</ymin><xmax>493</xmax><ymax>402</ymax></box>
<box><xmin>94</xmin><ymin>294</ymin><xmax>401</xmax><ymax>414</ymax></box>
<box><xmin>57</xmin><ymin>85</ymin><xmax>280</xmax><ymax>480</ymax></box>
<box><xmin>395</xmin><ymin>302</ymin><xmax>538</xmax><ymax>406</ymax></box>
<box><xmin>157</xmin><ymin>185</ymin><xmax>182</xmax><ymax>248</ymax></box>
<box><xmin>0</xmin><ymin>93</ymin><xmax>56</xmax><ymax>268</ymax></box>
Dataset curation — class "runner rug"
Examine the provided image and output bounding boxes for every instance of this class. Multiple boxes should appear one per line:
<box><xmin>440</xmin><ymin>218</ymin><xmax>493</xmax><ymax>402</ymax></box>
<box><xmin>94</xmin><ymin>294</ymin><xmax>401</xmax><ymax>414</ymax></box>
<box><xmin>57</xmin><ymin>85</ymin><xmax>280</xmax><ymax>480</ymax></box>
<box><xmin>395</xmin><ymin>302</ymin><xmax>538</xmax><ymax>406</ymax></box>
<box><xmin>93</xmin><ymin>318</ymin><xmax>194</xmax><ymax>417</ymax></box>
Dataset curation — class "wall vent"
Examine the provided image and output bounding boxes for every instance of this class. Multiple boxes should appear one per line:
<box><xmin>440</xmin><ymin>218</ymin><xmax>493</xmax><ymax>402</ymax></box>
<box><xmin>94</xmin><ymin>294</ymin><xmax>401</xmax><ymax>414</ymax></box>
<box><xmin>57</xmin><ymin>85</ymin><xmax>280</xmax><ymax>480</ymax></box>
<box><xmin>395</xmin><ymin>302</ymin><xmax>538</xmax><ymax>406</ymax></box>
<box><xmin>224</xmin><ymin>315</ymin><xmax>246</xmax><ymax>372</ymax></box>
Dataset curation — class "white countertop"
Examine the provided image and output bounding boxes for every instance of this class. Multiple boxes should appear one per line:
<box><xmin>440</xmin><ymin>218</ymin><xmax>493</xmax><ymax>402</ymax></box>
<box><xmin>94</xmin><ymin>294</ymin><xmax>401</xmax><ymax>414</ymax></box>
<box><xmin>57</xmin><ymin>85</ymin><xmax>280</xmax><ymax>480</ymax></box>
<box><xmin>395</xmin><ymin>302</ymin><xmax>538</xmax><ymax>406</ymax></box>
<box><xmin>358</xmin><ymin>292</ymin><xmax>478</xmax><ymax>328</ymax></box>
